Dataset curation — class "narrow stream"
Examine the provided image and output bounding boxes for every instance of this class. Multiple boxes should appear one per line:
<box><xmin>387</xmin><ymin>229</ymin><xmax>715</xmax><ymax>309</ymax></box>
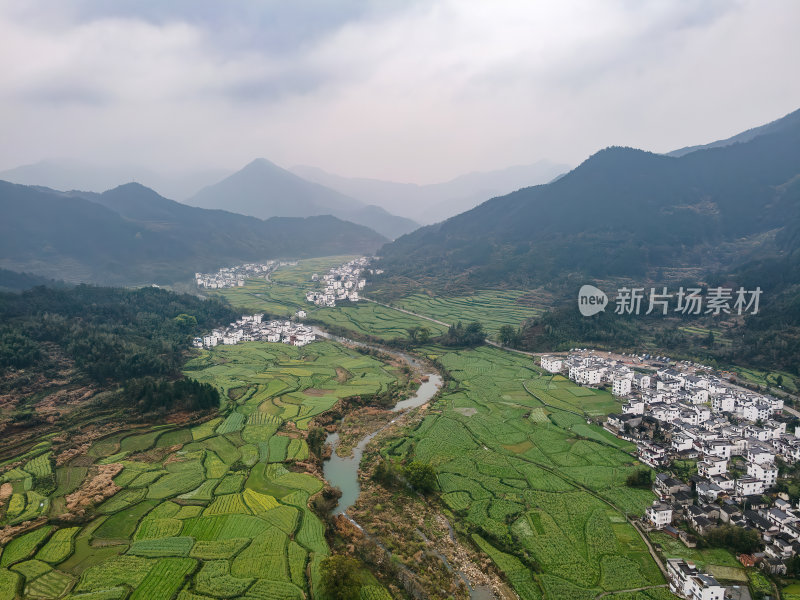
<box><xmin>315</xmin><ymin>327</ymin><xmax>494</xmax><ymax>599</ymax></box>
<box><xmin>323</xmin><ymin>373</ymin><xmax>443</xmax><ymax>515</ymax></box>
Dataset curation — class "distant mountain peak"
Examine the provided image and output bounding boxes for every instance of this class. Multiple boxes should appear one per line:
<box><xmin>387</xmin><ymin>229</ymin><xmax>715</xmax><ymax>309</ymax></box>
<box><xmin>188</xmin><ymin>158</ymin><xmax>419</xmax><ymax>239</ymax></box>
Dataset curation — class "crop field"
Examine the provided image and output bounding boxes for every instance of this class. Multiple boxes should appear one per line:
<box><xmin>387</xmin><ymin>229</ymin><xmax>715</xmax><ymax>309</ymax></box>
<box><xmin>388</xmin><ymin>344</ymin><xmax>660</xmax><ymax>599</ymax></box>
<box><xmin>0</xmin><ymin>337</ymin><xmax>404</xmax><ymax>599</ymax></box>
<box><xmin>647</xmin><ymin>531</ymin><xmax>742</xmax><ymax>576</ymax></box>
<box><xmin>391</xmin><ymin>290</ymin><xmax>544</xmax><ymax>334</ymax></box>
<box><xmin>184</xmin><ymin>340</ymin><xmax>401</xmax><ymax>429</ymax></box>
<box><xmin>211</xmin><ymin>259</ymin><xmax>450</xmax><ymax>340</ymax></box>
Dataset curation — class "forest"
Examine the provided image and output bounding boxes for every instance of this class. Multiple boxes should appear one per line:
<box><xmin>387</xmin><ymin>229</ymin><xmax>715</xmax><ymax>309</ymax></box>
<box><xmin>0</xmin><ymin>285</ymin><xmax>236</xmax><ymax>412</ymax></box>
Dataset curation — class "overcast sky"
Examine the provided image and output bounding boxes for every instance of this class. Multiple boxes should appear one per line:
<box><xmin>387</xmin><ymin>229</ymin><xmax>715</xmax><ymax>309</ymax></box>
<box><xmin>1</xmin><ymin>0</ymin><xmax>798</xmax><ymax>183</ymax></box>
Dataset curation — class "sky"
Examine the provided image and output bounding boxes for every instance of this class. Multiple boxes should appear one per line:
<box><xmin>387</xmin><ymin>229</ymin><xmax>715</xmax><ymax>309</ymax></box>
<box><xmin>0</xmin><ymin>0</ymin><xmax>798</xmax><ymax>184</ymax></box>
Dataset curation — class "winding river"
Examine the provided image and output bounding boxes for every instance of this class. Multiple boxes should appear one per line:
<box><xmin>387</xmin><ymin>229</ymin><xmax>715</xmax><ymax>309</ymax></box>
<box><xmin>322</xmin><ymin>373</ymin><xmax>443</xmax><ymax>515</ymax></box>
<box><xmin>314</xmin><ymin>328</ymin><xmax>495</xmax><ymax>599</ymax></box>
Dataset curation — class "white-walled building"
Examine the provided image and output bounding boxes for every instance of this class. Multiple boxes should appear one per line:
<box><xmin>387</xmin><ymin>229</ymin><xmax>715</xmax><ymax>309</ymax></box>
<box><xmin>747</xmin><ymin>461</ymin><xmax>778</xmax><ymax>488</ymax></box>
<box><xmin>540</xmin><ymin>355</ymin><xmax>563</xmax><ymax>373</ymax></box>
<box><xmin>667</xmin><ymin>559</ymin><xmax>725</xmax><ymax>600</ymax></box>
<box><xmin>646</xmin><ymin>502</ymin><xmax>673</xmax><ymax>529</ymax></box>
<box><xmin>612</xmin><ymin>377</ymin><xmax>632</xmax><ymax>397</ymax></box>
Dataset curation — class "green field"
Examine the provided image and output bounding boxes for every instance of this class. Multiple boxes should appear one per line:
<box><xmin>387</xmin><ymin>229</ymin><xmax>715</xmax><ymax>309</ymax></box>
<box><xmin>184</xmin><ymin>340</ymin><xmax>400</xmax><ymax>428</ymax></box>
<box><xmin>0</xmin><ymin>339</ymin><xmax>401</xmax><ymax>599</ymax></box>
<box><xmin>211</xmin><ymin>258</ymin><xmax>450</xmax><ymax>340</ymax></box>
<box><xmin>386</xmin><ymin>344</ymin><xmax>659</xmax><ymax>599</ymax></box>
<box><xmin>391</xmin><ymin>290</ymin><xmax>543</xmax><ymax>335</ymax></box>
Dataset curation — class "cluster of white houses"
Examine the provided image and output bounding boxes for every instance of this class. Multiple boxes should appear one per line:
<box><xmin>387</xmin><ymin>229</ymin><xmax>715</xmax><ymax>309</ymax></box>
<box><xmin>542</xmin><ymin>350</ymin><xmax>800</xmax><ymax>581</ymax></box>
<box><xmin>195</xmin><ymin>261</ymin><xmax>277</xmax><ymax>289</ymax></box>
<box><xmin>193</xmin><ymin>314</ymin><xmax>316</xmax><ymax>349</ymax></box>
<box><xmin>305</xmin><ymin>257</ymin><xmax>368</xmax><ymax>308</ymax></box>
<box><xmin>666</xmin><ymin>559</ymin><xmax>725</xmax><ymax>600</ymax></box>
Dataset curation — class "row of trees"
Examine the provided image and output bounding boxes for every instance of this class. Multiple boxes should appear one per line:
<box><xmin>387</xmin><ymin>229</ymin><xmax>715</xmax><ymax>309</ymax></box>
<box><xmin>121</xmin><ymin>377</ymin><xmax>220</xmax><ymax>413</ymax></box>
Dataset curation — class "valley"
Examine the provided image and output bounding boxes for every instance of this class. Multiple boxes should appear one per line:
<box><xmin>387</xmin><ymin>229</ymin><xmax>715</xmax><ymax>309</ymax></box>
<box><xmin>3</xmin><ymin>255</ymin><xmax>800</xmax><ymax>600</ymax></box>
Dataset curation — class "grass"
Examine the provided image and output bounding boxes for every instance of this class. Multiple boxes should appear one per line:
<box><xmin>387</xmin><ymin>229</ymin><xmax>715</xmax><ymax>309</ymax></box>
<box><xmin>212</xmin><ymin>273</ymin><xmax>448</xmax><ymax>340</ymax></box>
<box><xmin>0</xmin><ymin>333</ymin><xmax>407</xmax><ymax>599</ymax></box>
<box><xmin>184</xmin><ymin>339</ymin><xmax>401</xmax><ymax>429</ymax></box>
<box><xmin>386</xmin><ymin>344</ymin><xmax>659</xmax><ymax>599</ymax></box>
<box><xmin>0</xmin><ymin>337</ymin><xmax>402</xmax><ymax>600</ymax></box>
<box><xmin>392</xmin><ymin>290</ymin><xmax>544</xmax><ymax>334</ymax></box>
<box><xmin>648</xmin><ymin>531</ymin><xmax>740</xmax><ymax>571</ymax></box>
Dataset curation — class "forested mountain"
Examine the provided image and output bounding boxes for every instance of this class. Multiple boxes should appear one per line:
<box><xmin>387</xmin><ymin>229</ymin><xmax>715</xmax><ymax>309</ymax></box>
<box><xmin>0</xmin><ymin>286</ymin><xmax>235</xmax><ymax>428</ymax></box>
<box><xmin>291</xmin><ymin>160</ymin><xmax>569</xmax><ymax>224</ymax></box>
<box><xmin>0</xmin><ymin>181</ymin><xmax>386</xmax><ymax>285</ymax></box>
<box><xmin>377</xmin><ymin>107</ymin><xmax>800</xmax><ymax>292</ymax></box>
<box><xmin>189</xmin><ymin>158</ymin><xmax>419</xmax><ymax>239</ymax></box>
<box><xmin>668</xmin><ymin>107</ymin><xmax>800</xmax><ymax>157</ymax></box>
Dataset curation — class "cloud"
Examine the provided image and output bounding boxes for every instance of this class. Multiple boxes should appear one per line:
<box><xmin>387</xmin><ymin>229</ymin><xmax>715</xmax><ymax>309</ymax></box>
<box><xmin>0</xmin><ymin>0</ymin><xmax>798</xmax><ymax>182</ymax></box>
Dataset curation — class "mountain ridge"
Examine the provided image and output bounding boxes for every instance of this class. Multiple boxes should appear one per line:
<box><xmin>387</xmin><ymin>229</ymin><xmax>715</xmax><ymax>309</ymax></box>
<box><xmin>0</xmin><ymin>180</ymin><xmax>387</xmax><ymax>286</ymax></box>
<box><xmin>375</xmin><ymin>107</ymin><xmax>800</xmax><ymax>293</ymax></box>
<box><xmin>290</xmin><ymin>159</ymin><xmax>570</xmax><ymax>224</ymax></box>
<box><xmin>189</xmin><ymin>158</ymin><xmax>419</xmax><ymax>239</ymax></box>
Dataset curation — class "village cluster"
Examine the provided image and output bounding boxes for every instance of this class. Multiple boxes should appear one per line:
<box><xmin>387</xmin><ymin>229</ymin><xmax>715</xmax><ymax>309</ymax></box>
<box><xmin>193</xmin><ymin>313</ymin><xmax>315</xmax><ymax>348</ymax></box>
<box><xmin>194</xmin><ymin>261</ymin><xmax>283</xmax><ymax>289</ymax></box>
<box><xmin>541</xmin><ymin>350</ymin><xmax>799</xmax><ymax>593</ymax></box>
<box><xmin>304</xmin><ymin>257</ymin><xmax>369</xmax><ymax>307</ymax></box>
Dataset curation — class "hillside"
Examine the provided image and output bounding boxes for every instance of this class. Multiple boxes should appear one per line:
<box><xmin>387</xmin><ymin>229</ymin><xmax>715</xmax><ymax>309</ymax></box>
<box><xmin>668</xmin><ymin>107</ymin><xmax>800</xmax><ymax>157</ymax></box>
<box><xmin>189</xmin><ymin>158</ymin><xmax>419</xmax><ymax>239</ymax></box>
<box><xmin>0</xmin><ymin>181</ymin><xmax>387</xmax><ymax>285</ymax></box>
<box><xmin>376</xmin><ymin>107</ymin><xmax>800</xmax><ymax>293</ymax></box>
<box><xmin>291</xmin><ymin>160</ymin><xmax>569</xmax><ymax>224</ymax></box>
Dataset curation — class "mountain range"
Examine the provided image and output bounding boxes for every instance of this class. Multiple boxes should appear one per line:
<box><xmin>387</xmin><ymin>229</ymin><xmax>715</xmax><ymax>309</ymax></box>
<box><xmin>291</xmin><ymin>160</ymin><xmax>569</xmax><ymax>224</ymax></box>
<box><xmin>0</xmin><ymin>159</ymin><xmax>231</xmax><ymax>202</ymax></box>
<box><xmin>376</xmin><ymin>107</ymin><xmax>800</xmax><ymax>294</ymax></box>
<box><xmin>184</xmin><ymin>158</ymin><xmax>418</xmax><ymax>240</ymax></box>
<box><xmin>0</xmin><ymin>181</ymin><xmax>386</xmax><ymax>286</ymax></box>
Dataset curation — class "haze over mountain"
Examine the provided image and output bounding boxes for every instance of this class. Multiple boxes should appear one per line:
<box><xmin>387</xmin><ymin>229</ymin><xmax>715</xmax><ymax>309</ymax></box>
<box><xmin>291</xmin><ymin>160</ymin><xmax>570</xmax><ymax>224</ymax></box>
<box><xmin>376</xmin><ymin>107</ymin><xmax>800</xmax><ymax>293</ymax></box>
<box><xmin>0</xmin><ymin>159</ymin><xmax>231</xmax><ymax>201</ymax></box>
<box><xmin>188</xmin><ymin>159</ymin><xmax>419</xmax><ymax>240</ymax></box>
<box><xmin>0</xmin><ymin>180</ymin><xmax>386</xmax><ymax>286</ymax></box>
<box><xmin>667</xmin><ymin>107</ymin><xmax>800</xmax><ymax>158</ymax></box>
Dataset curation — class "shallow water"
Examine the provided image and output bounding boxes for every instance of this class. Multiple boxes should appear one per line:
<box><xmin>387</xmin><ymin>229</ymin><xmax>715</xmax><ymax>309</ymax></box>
<box><xmin>323</xmin><ymin>373</ymin><xmax>442</xmax><ymax>514</ymax></box>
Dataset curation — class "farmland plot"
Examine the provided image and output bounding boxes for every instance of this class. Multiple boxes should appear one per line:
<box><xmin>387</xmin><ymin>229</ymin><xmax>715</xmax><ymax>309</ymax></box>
<box><xmin>388</xmin><ymin>344</ymin><xmax>661</xmax><ymax>599</ymax></box>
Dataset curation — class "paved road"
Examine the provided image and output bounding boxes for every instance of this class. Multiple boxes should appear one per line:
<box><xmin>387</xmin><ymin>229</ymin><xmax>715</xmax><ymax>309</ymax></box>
<box><xmin>362</xmin><ymin>297</ymin><xmax>450</xmax><ymax>327</ymax></box>
<box><xmin>595</xmin><ymin>584</ymin><xmax>668</xmax><ymax>599</ymax></box>
<box><xmin>363</xmin><ymin>298</ymin><xmax>545</xmax><ymax>360</ymax></box>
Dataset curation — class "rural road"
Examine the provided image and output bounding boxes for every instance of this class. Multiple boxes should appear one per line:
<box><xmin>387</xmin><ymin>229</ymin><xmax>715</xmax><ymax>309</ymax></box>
<box><xmin>363</xmin><ymin>297</ymin><xmax>543</xmax><ymax>359</ymax></box>
<box><xmin>362</xmin><ymin>297</ymin><xmax>450</xmax><ymax>327</ymax></box>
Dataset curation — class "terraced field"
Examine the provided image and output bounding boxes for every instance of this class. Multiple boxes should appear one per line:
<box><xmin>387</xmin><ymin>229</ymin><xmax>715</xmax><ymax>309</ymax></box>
<box><xmin>385</xmin><ymin>344</ymin><xmax>661</xmax><ymax>599</ymax></box>
<box><xmin>213</xmin><ymin>268</ymin><xmax>449</xmax><ymax>340</ymax></box>
<box><xmin>0</xmin><ymin>339</ymin><xmax>400</xmax><ymax>599</ymax></box>
<box><xmin>391</xmin><ymin>290</ymin><xmax>544</xmax><ymax>335</ymax></box>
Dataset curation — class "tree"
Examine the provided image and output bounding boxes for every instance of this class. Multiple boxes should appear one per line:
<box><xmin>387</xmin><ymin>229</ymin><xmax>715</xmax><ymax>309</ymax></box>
<box><xmin>319</xmin><ymin>555</ymin><xmax>362</xmax><ymax>600</ymax></box>
<box><xmin>705</xmin><ymin>525</ymin><xmax>762</xmax><ymax>554</ymax></box>
<box><xmin>372</xmin><ymin>459</ymin><xmax>400</xmax><ymax>487</ymax></box>
<box><xmin>403</xmin><ymin>461</ymin><xmax>437</xmax><ymax>494</ymax></box>
<box><xmin>406</xmin><ymin>327</ymin><xmax>419</xmax><ymax>343</ymax></box>
<box><xmin>307</xmin><ymin>427</ymin><xmax>327</xmax><ymax>458</ymax></box>
<box><xmin>174</xmin><ymin>313</ymin><xmax>198</xmax><ymax>331</ymax></box>
<box><xmin>499</xmin><ymin>325</ymin><xmax>520</xmax><ymax>347</ymax></box>
<box><xmin>626</xmin><ymin>469</ymin><xmax>652</xmax><ymax>488</ymax></box>
<box><xmin>417</xmin><ymin>327</ymin><xmax>431</xmax><ymax>344</ymax></box>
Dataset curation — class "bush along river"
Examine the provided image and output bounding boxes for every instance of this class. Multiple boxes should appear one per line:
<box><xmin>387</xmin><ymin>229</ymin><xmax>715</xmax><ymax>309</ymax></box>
<box><xmin>315</xmin><ymin>329</ymin><xmax>496</xmax><ymax>599</ymax></box>
<box><xmin>323</xmin><ymin>373</ymin><xmax>443</xmax><ymax>515</ymax></box>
